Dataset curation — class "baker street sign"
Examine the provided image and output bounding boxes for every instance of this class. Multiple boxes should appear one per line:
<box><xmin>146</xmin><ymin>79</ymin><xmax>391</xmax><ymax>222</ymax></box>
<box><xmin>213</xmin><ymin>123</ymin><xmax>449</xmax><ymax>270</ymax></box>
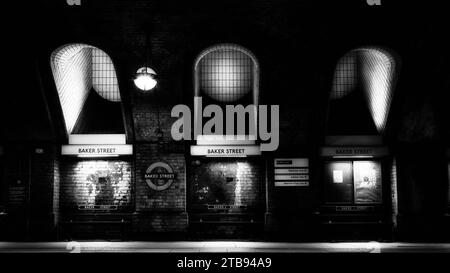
<box><xmin>144</xmin><ymin>162</ymin><xmax>176</xmax><ymax>191</ymax></box>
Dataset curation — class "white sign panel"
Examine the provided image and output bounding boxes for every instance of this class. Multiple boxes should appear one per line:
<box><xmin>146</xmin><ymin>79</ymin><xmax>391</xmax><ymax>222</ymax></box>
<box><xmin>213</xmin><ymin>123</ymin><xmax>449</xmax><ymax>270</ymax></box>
<box><xmin>333</xmin><ymin>170</ymin><xmax>344</xmax><ymax>183</ymax></box>
<box><xmin>61</xmin><ymin>144</ymin><xmax>133</xmax><ymax>156</ymax></box>
<box><xmin>69</xmin><ymin>134</ymin><xmax>126</xmax><ymax>145</ymax></box>
<box><xmin>190</xmin><ymin>145</ymin><xmax>261</xmax><ymax>157</ymax></box>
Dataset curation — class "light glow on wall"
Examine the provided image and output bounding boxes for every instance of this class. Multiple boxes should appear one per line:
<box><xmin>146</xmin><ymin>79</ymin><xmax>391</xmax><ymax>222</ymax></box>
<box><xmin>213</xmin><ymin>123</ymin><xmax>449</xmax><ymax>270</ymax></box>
<box><xmin>71</xmin><ymin>160</ymin><xmax>131</xmax><ymax>210</ymax></box>
<box><xmin>234</xmin><ymin>162</ymin><xmax>249</xmax><ymax>207</ymax></box>
<box><xmin>51</xmin><ymin>44</ymin><xmax>121</xmax><ymax>134</ymax></box>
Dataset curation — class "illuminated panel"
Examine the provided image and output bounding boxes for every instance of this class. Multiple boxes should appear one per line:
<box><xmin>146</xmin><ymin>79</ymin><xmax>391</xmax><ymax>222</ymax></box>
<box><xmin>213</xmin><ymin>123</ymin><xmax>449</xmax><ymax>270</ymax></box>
<box><xmin>51</xmin><ymin>44</ymin><xmax>92</xmax><ymax>134</ymax></box>
<box><xmin>331</xmin><ymin>48</ymin><xmax>397</xmax><ymax>133</ymax></box>
<box><xmin>359</xmin><ymin>48</ymin><xmax>396</xmax><ymax>133</ymax></box>
<box><xmin>68</xmin><ymin>134</ymin><xmax>126</xmax><ymax>145</ymax></box>
<box><xmin>353</xmin><ymin>161</ymin><xmax>382</xmax><ymax>204</ymax></box>
<box><xmin>324</xmin><ymin>161</ymin><xmax>353</xmax><ymax>204</ymax></box>
<box><xmin>195</xmin><ymin>44</ymin><xmax>258</xmax><ymax>103</ymax></box>
<box><xmin>189</xmin><ymin>160</ymin><xmax>263</xmax><ymax>211</ymax></box>
<box><xmin>62</xmin><ymin>160</ymin><xmax>132</xmax><ymax>212</ymax></box>
<box><xmin>51</xmin><ymin>44</ymin><xmax>121</xmax><ymax>134</ymax></box>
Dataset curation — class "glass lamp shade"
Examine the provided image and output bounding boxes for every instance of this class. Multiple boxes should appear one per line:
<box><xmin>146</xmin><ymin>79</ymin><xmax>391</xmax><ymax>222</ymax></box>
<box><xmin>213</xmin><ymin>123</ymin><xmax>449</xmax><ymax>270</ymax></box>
<box><xmin>134</xmin><ymin>67</ymin><xmax>157</xmax><ymax>91</ymax></box>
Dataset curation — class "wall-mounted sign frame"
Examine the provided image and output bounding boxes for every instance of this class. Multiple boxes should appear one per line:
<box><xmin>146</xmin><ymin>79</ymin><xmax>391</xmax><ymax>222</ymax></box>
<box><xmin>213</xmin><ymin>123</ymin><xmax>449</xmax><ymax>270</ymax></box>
<box><xmin>274</xmin><ymin>158</ymin><xmax>310</xmax><ymax>187</ymax></box>
<box><xmin>320</xmin><ymin>146</ymin><xmax>388</xmax><ymax>158</ymax></box>
<box><xmin>61</xmin><ymin>144</ymin><xmax>133</xmax><ymax>157</ymax></box>
<box><xmin>190</xmin><ymin>145</ymin><xmax>261</xmax><ymax>157</ymax></box>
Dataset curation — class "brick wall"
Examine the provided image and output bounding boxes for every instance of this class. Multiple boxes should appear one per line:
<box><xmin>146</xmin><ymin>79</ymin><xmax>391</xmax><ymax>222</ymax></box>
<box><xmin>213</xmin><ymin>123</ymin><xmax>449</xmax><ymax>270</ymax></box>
<box><xmin>53</xmin><ymin>157</ymin><xmax>60</xmax><ymax>229</ymax></box>
<box><xmin>0</xmin><ymin>145</ymin><xmax>60</xmax><ymax>240</ymax></box>
<box><xmin>29</xmin><ymin>146</ymin><xmax>59</xmax><ymax>239</ymax></box>
<box><xmin>133</xmin><ymin>144</ymin><xmax>187</xmax><ymax>234</ymax></box>
<box><xmin>60</xmin><ymin>159</ymin><xmax>133</xmax><ymax>213</ymax></box>
<box><xmin>188</xmin><ymin>159</ymin><xmax>264</xmax><ymax>211</ymax></box>
<box><xmin>51</xmin><ymin>45</ymin><xmax>93</xmax><ymax>134</ymax></box>
<box><xmin>264</xmin><ymin>155</ymin><xmax>317</xmax><ymax>237</ymax></box>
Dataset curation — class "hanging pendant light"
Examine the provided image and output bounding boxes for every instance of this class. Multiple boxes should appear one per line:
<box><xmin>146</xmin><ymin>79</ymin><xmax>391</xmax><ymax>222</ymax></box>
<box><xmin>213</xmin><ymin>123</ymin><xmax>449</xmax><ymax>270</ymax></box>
<box><xmin>134</xmin><ymin>67</ymin><xmax>157</xmax><ymax>91</ymax></box>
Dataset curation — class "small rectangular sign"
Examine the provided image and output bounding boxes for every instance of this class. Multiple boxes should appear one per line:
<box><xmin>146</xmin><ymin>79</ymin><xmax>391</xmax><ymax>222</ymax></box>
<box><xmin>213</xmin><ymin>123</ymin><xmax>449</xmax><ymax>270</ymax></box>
<box><xmin>274</xmin><ymin>174</ymin><xmax>309</xmax><ymax>181</ymax></box>
<box><xmin>274</xmin><ymin>158</ymin><xmax>309</xmax><ymax>168</ymax></box>
<box><xmin>190</xmin><ymin>145</ymin><xmax>261</xmax><ymax>157</ymax></box>
<box><xmin>274</xmin><ymin>168</ymin><xmax>309</xmax><ymax>174</ymax></box>
<box><xmin>61</xmin><ymin>144</ymin><xmax>133</xmax><ymax>156</ymax></box>
<box><xmin>275</xmin><ymin>181</ymin><xmax>309</xmax><ymax>187</ymax></box>
<box><xmin>333</xmin><ymin>170</ymin><xmax>344</xmax><ymax>183</ymax></box>
<box><xmin>320</xmin><ymin>147</ymin><xmax>389</xmax><ymax>157</ymax></box>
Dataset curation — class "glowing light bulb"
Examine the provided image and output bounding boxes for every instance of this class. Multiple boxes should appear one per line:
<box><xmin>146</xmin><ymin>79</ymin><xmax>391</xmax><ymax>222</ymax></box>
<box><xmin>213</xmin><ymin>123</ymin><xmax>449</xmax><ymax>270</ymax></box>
<box><xmin>134</xmin><ymin>67</ymin><xmax>157</xmax><ymax>91</ymax></box>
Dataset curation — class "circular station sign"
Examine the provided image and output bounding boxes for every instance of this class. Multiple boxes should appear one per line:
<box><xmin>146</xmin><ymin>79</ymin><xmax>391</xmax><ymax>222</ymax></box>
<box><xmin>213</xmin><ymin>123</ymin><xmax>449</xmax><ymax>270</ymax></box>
<box><xmin>144</xmin><ymin>162</ymin><xmax>176</xmax><ymax>191</ymax></box>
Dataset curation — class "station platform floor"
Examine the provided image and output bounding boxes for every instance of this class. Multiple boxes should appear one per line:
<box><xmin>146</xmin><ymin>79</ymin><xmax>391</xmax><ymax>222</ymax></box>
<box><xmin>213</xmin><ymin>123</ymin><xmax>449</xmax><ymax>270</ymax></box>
<box><xmin>0</xmin><ymin>241</ymin><xmax>449</xmax><ymax>253</ymax></box>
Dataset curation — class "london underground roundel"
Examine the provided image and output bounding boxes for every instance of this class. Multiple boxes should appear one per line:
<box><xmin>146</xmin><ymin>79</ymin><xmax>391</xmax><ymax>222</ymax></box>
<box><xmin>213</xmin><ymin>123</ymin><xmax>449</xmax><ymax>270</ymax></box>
<box><xmin>144</xmin><ymin>162</ymin><xmax>176</xmax><ymax>191</ymax></box>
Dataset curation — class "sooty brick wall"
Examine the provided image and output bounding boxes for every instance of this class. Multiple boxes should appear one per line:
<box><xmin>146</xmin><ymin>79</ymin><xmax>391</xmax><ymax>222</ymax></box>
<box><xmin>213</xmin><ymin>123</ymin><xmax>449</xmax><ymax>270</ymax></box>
<box><xmin>189</xmin><ymin>159</ymin><xmax>265</xmax><ymax>212</ymax></box>
<box><xmin>133</xmin><ymin>144</ymin><xmax>187</xmax><ymax>234</ymax></box>
<box><xmin>135</xmin><ymin>144</ymin><xmax>186</xmax><ymax>211</ymax></box>
<box><xmin>60</xmin><ymin>160</ymin><xmax>132</xmax><ymax>213</ymax></box>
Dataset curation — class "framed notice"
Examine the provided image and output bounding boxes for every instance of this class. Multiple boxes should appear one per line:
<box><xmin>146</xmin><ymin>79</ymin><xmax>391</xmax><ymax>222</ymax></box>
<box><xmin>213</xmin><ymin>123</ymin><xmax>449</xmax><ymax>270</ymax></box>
<box><xmin>274</xmin><ymin>158</ymin><xmax>309</xmax><ymax>187</ymax></box>
<box><xmin>353</xmin><ymin>161</ymin><xmax>382</xmax><ymax>204</ymax></box>
<box><xmin>324</xmin><ymin>161</ymin><xmax>353</xmax><ymax>203</ymax></box>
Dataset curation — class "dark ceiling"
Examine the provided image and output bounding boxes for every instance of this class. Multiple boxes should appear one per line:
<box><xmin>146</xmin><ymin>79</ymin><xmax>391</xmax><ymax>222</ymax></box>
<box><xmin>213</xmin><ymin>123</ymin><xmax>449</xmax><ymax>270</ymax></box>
<box><xmin>2</xmin><ymin>0</ymin><xmax>449</xmax><ymax>143</ymax></box>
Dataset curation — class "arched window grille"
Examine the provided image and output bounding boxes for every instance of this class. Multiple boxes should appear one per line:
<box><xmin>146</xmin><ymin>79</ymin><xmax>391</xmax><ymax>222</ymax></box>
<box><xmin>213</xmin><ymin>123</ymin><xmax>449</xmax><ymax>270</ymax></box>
<box><xmin>331</xmin><ymin>47</ymin><xmax>397</xmax><ymax>133</ymax></box>
<box><xmin>50</xmin><ymin>43</ymin><xmax>121</xmax><ymax>134</ymax></box>
<box><xmin>194</xmin><ymin>44</ymin><xmax>259</xmax><ymax>105</ymax></box>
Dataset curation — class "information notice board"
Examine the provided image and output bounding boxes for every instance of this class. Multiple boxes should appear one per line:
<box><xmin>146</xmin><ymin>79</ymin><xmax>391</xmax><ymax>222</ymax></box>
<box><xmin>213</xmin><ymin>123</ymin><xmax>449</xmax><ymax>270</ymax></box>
<box><xmin>274</xmin><ymin>158</ymin><xmax>309</xmax><ymax>187</ymax></box>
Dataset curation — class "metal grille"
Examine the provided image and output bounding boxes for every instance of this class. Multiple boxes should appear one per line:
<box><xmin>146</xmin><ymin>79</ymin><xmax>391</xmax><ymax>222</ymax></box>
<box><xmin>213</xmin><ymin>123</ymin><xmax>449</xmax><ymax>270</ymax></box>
<box><xmin>92</xmin><ymin>48</ymin><xmax>121</xmax><ymax>102</ymax></box>
<box><xmin>51</xmin><ymin>44</ymin><xmax>93</xmax><ymax>134</ymax></box>
<box><xmin>359</xmin><ymin>48</ymin><xmax>396</xmax><ymax>133</ymax></box>
<box><xmin>51</xmin><ymin>44</ymin><xmax>121</xmax><ymax>133</ymax></box>
<box><xmin>198</xmin><ymin>45</ymin><xmax>254</xmax><ymax>103</ymax></box>
<box><xmin>330</xmin><ymin>48</ymin><xmax>396</xmax><ymax>133</ymax></box>
<box><xmin>331</xmin><ymin>51</ymin><xmax>357</xmax><ymax>99</ymax></box>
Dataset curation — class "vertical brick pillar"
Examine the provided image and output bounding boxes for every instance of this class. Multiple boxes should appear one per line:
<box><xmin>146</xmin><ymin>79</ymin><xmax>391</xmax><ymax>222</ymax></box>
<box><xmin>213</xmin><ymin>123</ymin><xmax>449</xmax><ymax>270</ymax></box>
<box><xmin>1</xmin><ymin>144</ymin><xmax>59</xmax><ymax>240</ymax></box>
<box><xmin>29</xmin><ymin>145</ymin><xmax>60</xmax><ymax>240</ymax></box>
<box><xmin>132</xmin><ymin>143</ymin><xmax>188</xmax><ymax>239</ymax></box>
